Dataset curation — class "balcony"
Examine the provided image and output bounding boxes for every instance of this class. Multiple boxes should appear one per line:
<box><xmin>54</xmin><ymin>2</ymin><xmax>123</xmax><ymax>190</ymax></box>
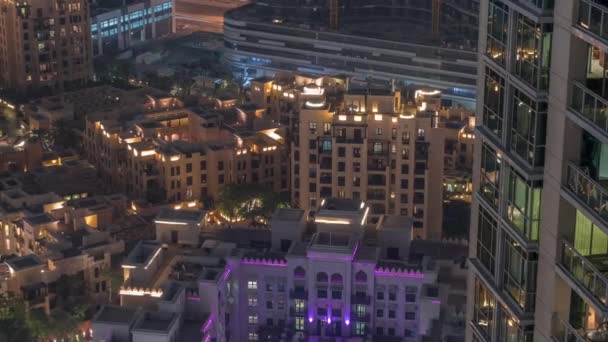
<box><xmin>577</xmin><ymin>0</ymin><xmax>608</xmax><ymax>44</ymax></box>
<box><xmin>415</xmin><ymin>142</ymin><xmax>429</xmax><ymax>161</ymax></box>
<box><xmin>351</xmin><ymin>294</ymin><xmax>371</xmax><ymax>305</ymax></box>
<box><xmin>553</xmin><ymin>311</ymin><xmax>608</xmax><ymax>342</ymax></box>
<box><xmin>368</xmin><ymin>149</ymin><xmax>389</xmax><ymax>157</ymax></box>
<box><xmin>560</xmin><ymin>239</ymin><xmax>608</xmax><ymax>306</ymax></box>
<box><xmin>335</xmin><ymin>137</ymin><xmax>364</xmax><ymax>144</ymax></box>
<box><xmin>565</xmin><ymin>162</ymin><xmax>608</xmax><ymax>224</ymax></box>
<box><xmin>290</xmin><ymin>289</ymin><xmax>308</xmax><ymax>300</ymax></box>
<box><xmin>368</xmin><ymin>162</ymin><xmax>388</xmax><ymax>172</ymax></box>
<box><xmin>570</xmin><ymin>81</ymin><xmax>608</xmax><ymax>138</ymax></box>
<box><xmin>552</xmin><ymin>315</ymin><xmax>586</xmax><ymax>342</ymax></box>
<box><xmin>353</xmin><ymin>313</ymin><xmax>371</xmax><ymax>323</ymax></box>
<box><xmin>289</xmin><ymin>307</ymin><xmax>306</xmax><ymax>316</ymax></box>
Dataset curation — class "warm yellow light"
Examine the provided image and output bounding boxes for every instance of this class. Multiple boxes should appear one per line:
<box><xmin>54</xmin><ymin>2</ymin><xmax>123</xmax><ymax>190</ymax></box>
<box><xmin>119</xmin><ymin>288</ymin><xmax>163</xmax><ymax>297</ymax></box>
<box><xmin>314</xmin><ymin>218</ymin><xmax>350</xmax><ymax>225</ymax></box>
<box><xmin>354</xmin><ymin>116</ymin><xmax>362</xmax><ymax>122</ymax></box>
<box><xmin>338</xmin><ymin>115</ymin><xmax>347</xmax><ymax>121</ymax></box>
<box><xmin>374</xmin><ymin>114</ymin><xmax>382</xmax><ymax>121</ymax></box>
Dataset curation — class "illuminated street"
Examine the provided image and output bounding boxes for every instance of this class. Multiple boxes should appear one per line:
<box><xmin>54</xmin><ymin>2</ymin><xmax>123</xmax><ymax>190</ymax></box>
<box><xmin>175</xmin><ymin>0</ymin><xmax>247</xmax><ymax>32</ymax></box>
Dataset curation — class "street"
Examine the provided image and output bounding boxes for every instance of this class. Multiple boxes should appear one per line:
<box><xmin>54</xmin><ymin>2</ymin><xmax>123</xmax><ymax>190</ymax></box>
<box><xmin>175</xmin><ymin>0</ymin><xmax>248</xmax><ymax>33</ymax></box>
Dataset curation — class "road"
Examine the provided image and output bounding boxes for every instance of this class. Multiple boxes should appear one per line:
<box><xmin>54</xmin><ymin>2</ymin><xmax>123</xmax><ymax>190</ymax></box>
<box><xmin>175</xmin><ymin>0</ymin><xmax>248</xmax><ymax>33</ymax></box>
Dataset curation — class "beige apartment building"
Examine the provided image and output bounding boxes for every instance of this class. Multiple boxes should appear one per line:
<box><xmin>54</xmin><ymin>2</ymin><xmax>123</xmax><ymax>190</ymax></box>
<box><xmin>0</xmin><ymin>0</ymin><xmax>92</xmax><ymax>94</ymax></box>
<box><xmin>249</xmin><ymin>75</ymin><xmax>474</xmax><ymax>239</ymax></box>
<box><xmin>0</xmin><ymin>172</ymin><xmax>125</xmax><ymax>315</ymax></box>
<box><xmin>84</xmin><ymin>100</ymin><xmax>289</xmax><ymax>205</ymax></box>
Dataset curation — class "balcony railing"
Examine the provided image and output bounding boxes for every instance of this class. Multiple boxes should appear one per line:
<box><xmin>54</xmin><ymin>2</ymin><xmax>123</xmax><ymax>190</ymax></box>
<box><xmin>335</xmin><ymin>137</ymin><xmax>364</xmax><ymax>144</ymax></box>
<box><xmin>351</xmin><ymin>294</ymin><xmax>371</xmax><ymax>305</ymax></box>
<box><xmin>353</xmin><ymin>313</ymin><xmax>371</xmax><ymax>323</ymax></box>
<box><xmin>577</xmin><ymin>0</ymin><xmax>608</xmax><ymax>43</ymax></box>
<box><xmin>289</xmin><ymin>289</ymin><xmax>308</xmax><ymax>300</ymax></box>
<box><xmin>552</xmin><ymin>314</ymin><xmax>586</xmax><ymax>342</ymax></box>
<box><xmin>565</xmin><ymin>162</ymin><xmax>608</xmax><ymax>224</ymax></box>
<box><xmin>560</xmin><ymin>239</ymin><xmax>608</xmax><ymax>306</ymax></box>
<box><xmin>289</xmin><ymin>307</ymin><xmax>306</xmax><ymax>316</ymax></box>
<box><xmin>570</xmin><ymin>81</ymin><xmax>608</xmax><ymax>136</ymax></box>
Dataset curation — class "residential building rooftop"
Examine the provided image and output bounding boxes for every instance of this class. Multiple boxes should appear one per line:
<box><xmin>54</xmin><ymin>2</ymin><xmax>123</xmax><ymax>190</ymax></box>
<box><xmin>5</xmin><ymin>254</ymin><xmax>43</xmax><ymax>271</ymax></box>
<box><xmin>93</xmin><ymin>305</ymin><xmax>139</xmax><ymax>325</ymax></box>
<box><xmin>155</xmin><ymin>209</ymin><xmax>206</xmax><ymax>224</ymax></box>
<box><xmin>132</xmin><ymin>311</ymin><xmax>179</xmax><ymax>333</ymax></box>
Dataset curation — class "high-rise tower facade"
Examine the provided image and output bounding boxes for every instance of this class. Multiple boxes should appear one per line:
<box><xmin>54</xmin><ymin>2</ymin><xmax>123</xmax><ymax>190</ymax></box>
<box><xmin>468</xmin><ymin>0</ymin><xmax>608</xmax><ymax>340</ymax></box>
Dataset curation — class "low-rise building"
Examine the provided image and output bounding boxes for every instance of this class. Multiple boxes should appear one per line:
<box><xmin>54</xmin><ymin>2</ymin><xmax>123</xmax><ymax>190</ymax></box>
<box><xmin>84</xmin><ymin>102</ymin><xmax>290</xmax><ymax>205</ymax></box>
<box><xmin>247</xmin><ymin>74</ymin><xmax>474</xmax><ymax>239</ymax></box>
<box><xmin>95</xmin><ymin>199</ymin><xmax>448</xmax><ymax>341</ymax></box>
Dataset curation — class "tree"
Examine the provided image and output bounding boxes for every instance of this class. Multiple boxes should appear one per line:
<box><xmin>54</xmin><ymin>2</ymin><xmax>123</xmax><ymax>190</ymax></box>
<box><xmin>0</xmin><ymin>293</ymin><xmax>30</xmax><ymax>342</ymax></box>
<box><xmin>55</xmin><ymin>273</ymin><xmax>85</xmax><ymax>307</ymax></box>
<box><xmin>216</xmin><ymin>184</ymin><xmax>289</xmax><ymax>224</ymax></box>
<box><xmin>50</xmin><ymin>119</ymin><xmax>79</xmax><ymax>150</ymax></box>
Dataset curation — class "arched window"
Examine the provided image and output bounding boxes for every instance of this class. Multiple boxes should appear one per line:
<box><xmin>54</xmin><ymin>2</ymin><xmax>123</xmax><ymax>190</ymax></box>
<box><xmin>316</xmin><ymin>272</ymin><xmax>328</xmax><ymax>283</ymax></box>
<box><xmin>330</xmin><ymin>273</ymin><xmax>343</xmax><ymax>284</ymax></box>
<box><xmin>294</xmin><ymin>266</ymin><xmax>306</xmax><ymax>279</ymax></box>
<box><xmin>355</xmin><ymin>270</ymin><xmax>367</xmax><ymax>283</ymax></box>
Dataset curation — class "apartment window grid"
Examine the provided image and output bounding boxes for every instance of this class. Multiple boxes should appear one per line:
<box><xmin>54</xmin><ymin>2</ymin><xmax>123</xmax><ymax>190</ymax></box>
<box><xmin>504</xmin><ymin>167</ymin><xmax>542</xmax><ymax>241</ymax></box>
<box><xmin>477</xmin><ymin>206</ymin><xmax>498</xmax><ymax>276</ymax></box>
<box><xmin>503</xmin><ymin>233</ymin><xmax>538</xmax><ymax>313</ymax></box>
<box><xmin>486</xmin><ymin>0</ymin><xmax>509</xmax><ymax>67</ymax></box>
<box><xmin>513</xmin><ymin>13</ymin><xmax>552</xmax><ymax>91</ymax></box>
<box><xmin>510</xmin><ymin>88</ymin><xmax>547</xmax><ymax>168</ymax></box>
<box><xmin>480</xmin><ymin>143</ymin><xmax>502</xmax><ymax>209</ymax></box>
<box><xmin>473</xmin><ymin>277</ymin><xmax>496</xmax><ymax>339</ymax></box>
<box><xmin>483</xmin><ymin>66</ymin><xmax>506</xmax><ymax>140</ymax></box>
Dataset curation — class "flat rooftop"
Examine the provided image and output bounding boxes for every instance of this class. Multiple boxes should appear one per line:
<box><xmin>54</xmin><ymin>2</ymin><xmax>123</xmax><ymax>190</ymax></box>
<box><xmin>24</xmin><ymin>213</ymin><xmax>57</xmax><ymax>226</ymax></box>
<box><xmin>273</xmin><ymin>208</ymin><xmax>305</xmax><ymax>222</ymax></box>
<box><xmin>320</xmin><ymin>198</ymin><xmax>363</xmax><ymax>212</ymax></box>
<box><xmin>133</xmin><ymin>311</ymin><xmax>179</xmax><ymax>333</ymax></box>
<box><xmin>379</xmin><ymin>215</ymin><xmax>413</xmax><ymax>231</ymax></box>
<box><xmin>155</xmin><ymin>209</ymin><xmax>206</xmax><ymax>224</ymax></box>
<box><xmin>5</xmin><ymin>254</ymin><xmax>43</xmax><ymax>271</ymax></box>
<box><xmin>314</xmin><ymin>232</ymin><xmax>350</xmax><ymax>247</ymax></box>
<box><xmin>93</xmin><ymin>305</ymin><xmax>139</xmax><ymax>325</ymax></box>
<box><xmin>124</xmin><ymin>240</ymin><xmax>162</xmax><ymax>266</ymax></box>
<box><xmin>307</xmin><ymin>232</ymin><xmax>357</xmax><ymax>255</ymax></box>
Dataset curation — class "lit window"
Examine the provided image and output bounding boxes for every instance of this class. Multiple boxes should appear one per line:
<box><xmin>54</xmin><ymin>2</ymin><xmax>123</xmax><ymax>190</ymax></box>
<box><xmin>295</xmin><ymin>299</ymin><xmax>305</xmax><ymax>313</ymax></box>
<box><xmin>354</xmin><ymin>116</ymin><xmax>362</xmax><ymax>122</ymax></box>
<box><xmin>248</xmin><ymin>314</ymin><xmax>258</xmax><ymax>324</ymax></box>
<box><xmin>248</xmin><ymin>296</ymin><xmax>258</xmax><ymax>307</ymax></box>
<box><xmin>374</xmin><ymin>114</ymin><xmax>382</xmax><ymax>121</ymax></box>
<box><xmin>356</xmin><ymin>322</ymin><xmax>365</xmax><ymax>335</ymax></box>
<box><xmin>295</xmin><ymin>317</ymin><xmax>304</xmax><ymax>331</ymax></box>
<box><xmin>248</xmin><ymin>332</ymin><xmax>258</xmax><ymax>341</ymax></box>
<box><xmin>248</xmin><ymin>279</ymin><xmax>257</xmax><ymax>290</ymax></box>
<box><xmin>339</xmin><ymin>115</ymin><xmax>347</xmax><ymax>121</ymax></box>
